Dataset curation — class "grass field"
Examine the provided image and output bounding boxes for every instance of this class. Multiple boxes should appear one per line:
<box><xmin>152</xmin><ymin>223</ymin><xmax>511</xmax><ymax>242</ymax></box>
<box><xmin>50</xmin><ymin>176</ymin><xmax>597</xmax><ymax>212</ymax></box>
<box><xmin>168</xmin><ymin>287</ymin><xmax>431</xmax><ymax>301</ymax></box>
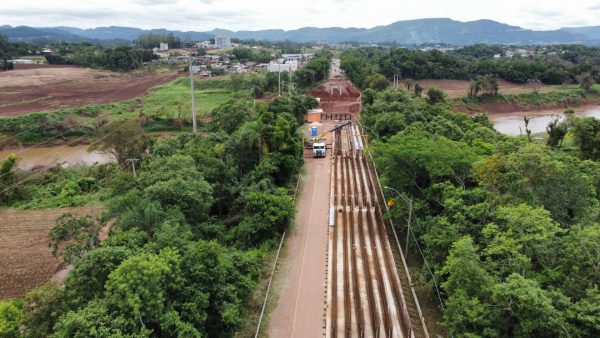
<box><xmin>0</xmin><ymin>206</ymin><xmax>103</xmax><ymax>299</ymax></box>
<box><xmin>138</xmin><ymin>77</ymin><xmax>250</xmax><ymax>119</ymax></box>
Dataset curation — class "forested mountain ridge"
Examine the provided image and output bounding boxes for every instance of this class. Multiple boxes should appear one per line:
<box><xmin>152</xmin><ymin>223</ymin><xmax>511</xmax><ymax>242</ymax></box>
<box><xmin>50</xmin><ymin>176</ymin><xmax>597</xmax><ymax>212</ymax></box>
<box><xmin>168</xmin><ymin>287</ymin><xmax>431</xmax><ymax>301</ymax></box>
<box><xmin>1</xmin><ymin>18</ymin><xmax>599</xmax><ymax>45</ymax></box>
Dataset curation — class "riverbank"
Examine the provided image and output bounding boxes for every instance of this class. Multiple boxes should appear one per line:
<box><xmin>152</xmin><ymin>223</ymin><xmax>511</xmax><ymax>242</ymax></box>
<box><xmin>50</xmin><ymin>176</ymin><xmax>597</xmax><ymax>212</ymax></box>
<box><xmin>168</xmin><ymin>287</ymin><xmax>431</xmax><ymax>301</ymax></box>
<box><xmin>451</xmin><ymin>85</ymin><xmax>600</xmax><ymax>114</ymax></box>
<box><xmin>489</xmin><ymin>104</ymin><xmax>600</xmax><ymax>136</ymax></box>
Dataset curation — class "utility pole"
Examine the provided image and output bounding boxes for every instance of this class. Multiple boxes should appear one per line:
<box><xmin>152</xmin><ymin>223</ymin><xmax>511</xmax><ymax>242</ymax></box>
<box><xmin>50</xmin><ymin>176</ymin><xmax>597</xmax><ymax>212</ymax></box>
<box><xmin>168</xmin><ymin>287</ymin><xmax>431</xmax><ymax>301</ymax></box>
<box><xmin>126</xmin><ymin>159</ymin><xmax>139</xmax><ymax>177</ymax></box>
<box><xmin>278</xmin><ymin>63</ymin><xmax>281</xmax><ymax>97</ymax></box>
<box><xmin>188</xmin><ymin>37</ymin><xmax>197</xmax><ymax>133</ymax></box>
<box><xmin>288</xmin><ymin>69</ymin><xmax>292</xmax><ymax>95</ymax></box>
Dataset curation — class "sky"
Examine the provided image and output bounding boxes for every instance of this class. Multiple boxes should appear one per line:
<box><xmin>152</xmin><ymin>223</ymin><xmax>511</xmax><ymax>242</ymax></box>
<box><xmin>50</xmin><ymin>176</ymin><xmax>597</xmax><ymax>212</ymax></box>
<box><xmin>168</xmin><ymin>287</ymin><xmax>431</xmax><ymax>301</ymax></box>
<box><xmin>1</xmin><ymin>0</ymin><xmax>599</xmax><ymax>32</ymax></box>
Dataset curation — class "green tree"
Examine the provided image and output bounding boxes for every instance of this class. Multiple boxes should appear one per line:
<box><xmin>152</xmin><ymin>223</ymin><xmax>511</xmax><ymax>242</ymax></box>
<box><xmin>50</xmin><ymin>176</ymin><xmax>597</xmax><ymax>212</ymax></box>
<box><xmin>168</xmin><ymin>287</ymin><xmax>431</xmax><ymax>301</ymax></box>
<box><xmin>134</xmin><ymin>33</ymin><xmax>182</xmax><ymax>49</ymax></box>
<box><xmin>474</xmin><ymin>144</ymin><xmax>598</xmax><ymax>226</ymax></box>
<box><xmin>0</xmin><ymin>299</ymin><xmax>23</xmax><ymax>338</ymax></box>
<box><xmin>139</xmin><ymin>155</ymin><xmax>213</xmax><ymax>221</ymax></box>
<box><xmin>231</xmin><ymin>47</ymin><xmax>253</xmax><ymax>61</ymax></box>
<box><xmin>210</xmin><ymin>100</ymin><xmax>252</xmax><ymax>134</ymax></box>
<box><xmin>441</xmin><ymin>236</ymin><xmax>497</xmax><ymax>336</ymax></box>
<box><xmin>0</xmin><ymin>153</ymin><xmax>22</xmax><ymax>205</ymax></box>
<box><xmin>0</xmin><ymin>34</ymin><xmax>15</xmax><ymax>70</ymax></box>
<box><xmin>572</xmin><ymin>117</ymin><xmax>600</xmax><ymax>160</ymax></box>
<box><xmin>105</xmin><ymin>249</ymin><xmax>183</xmax><ymax>332</ymax></box>
<box><xmin>493</xmin><ymin>273</ymin><xmax>567</xmax><ymax>337</ymax></box>
<box><xmin>481</xmin><ymin>204</ymin><xmax>563</xmax><ymax>277</ymax></box>
<box><xmin>365</xmin><ymin>73</ymin><xmax>389</xmax><ymax>91</ymax></box>
<box><xmin>89</xmin><ymin>120</ymin><xmax>148</xmax><ymax>167</ymax></box>
<box><xmin>21</xmin><ymin>284</ymin><xmax>69</xmax><ymax>338</ymax></box>
<box><xmin>48</xmin><ymin>213</ymin><xmax>99</xmax><ymax>264</ymax></box>
<box><xmin>290</xmin><ymin>95</ymin><xmax>318</xmax><ymax>123</ymax></box>
<box><xmin>568</xmin><ymin>287</ymin><xmax>600</xmax><ymax>337</ymax></box>
<box><xmin>373</xmin><ymin>131</ymin><xmax>481</xmax><ymax>192</ymax></box>
<box><xmin>50</xmin><ymin>299</ymin><xmax>152</xmax><ymax>338</ymax></box>
<box><xmin>179</xmin><ymin>241</ymin><xmax>260</xmax><ymax>336</ymax></box>
<box><xmin>546</xmin><ymin>117</ymin><xmax>568</xmax><ymax>148</ymax></box>
<box><xmin>578</xmin><ymin>72</ymin><xmax>594</xmax><ymax>92</ymax></box>
<box><xmin>63</xmin><ymin>246</ymin><xmax>133</xmax><ymax>307</ymax></box>
<box><xmin>232</xmin><ymin>189</ymin><xmax>294</xmax><ymax>247</ymax></box>
<box><xmin>426</xmin><ymin>87</ymin><xmax>447</xmax><ymax>105</ymax></box>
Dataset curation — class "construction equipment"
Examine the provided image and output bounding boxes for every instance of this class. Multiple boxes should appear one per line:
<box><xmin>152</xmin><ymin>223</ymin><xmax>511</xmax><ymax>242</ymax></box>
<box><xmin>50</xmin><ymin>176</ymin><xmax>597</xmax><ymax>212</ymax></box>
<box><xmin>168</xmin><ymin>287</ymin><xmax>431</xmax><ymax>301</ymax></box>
<box><xmin>310</xmin><ymin>121</ymin><xmax>351</xmax><ymax>158</ymax></box>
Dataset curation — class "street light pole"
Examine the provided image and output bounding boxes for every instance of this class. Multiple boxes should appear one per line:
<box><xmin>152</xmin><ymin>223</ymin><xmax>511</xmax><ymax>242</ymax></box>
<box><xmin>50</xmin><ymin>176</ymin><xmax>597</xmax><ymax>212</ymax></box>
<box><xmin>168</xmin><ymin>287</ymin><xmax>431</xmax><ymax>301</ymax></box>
<box><xmin>384</xmin><ymin>186</ymin><xmax>413</xmax><ymax>257</ymax></box>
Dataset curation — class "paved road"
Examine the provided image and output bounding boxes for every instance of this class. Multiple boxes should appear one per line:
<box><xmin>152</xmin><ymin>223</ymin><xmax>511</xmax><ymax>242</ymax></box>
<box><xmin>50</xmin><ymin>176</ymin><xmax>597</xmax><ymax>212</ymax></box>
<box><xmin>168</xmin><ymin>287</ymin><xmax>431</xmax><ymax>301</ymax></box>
<box><xmin>269</xmin><ymin>144</ymin><xmax>333</xmax><ymax>337</ymax></box>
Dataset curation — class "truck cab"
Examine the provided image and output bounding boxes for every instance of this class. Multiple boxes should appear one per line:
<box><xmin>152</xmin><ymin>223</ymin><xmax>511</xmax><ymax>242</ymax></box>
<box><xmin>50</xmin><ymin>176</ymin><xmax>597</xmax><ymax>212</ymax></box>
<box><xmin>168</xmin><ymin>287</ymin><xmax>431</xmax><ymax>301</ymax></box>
<box><xmin>312</xmin><ymin>143</ymin><xmax>326</xmax><ymax>157</ymax></box>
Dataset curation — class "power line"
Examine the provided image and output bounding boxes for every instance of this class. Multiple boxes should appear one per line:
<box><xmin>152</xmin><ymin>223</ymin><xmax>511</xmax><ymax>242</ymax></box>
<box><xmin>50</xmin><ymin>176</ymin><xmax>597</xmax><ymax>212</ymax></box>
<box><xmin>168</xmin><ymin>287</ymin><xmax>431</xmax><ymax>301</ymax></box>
<box><xmin>0</xmin><ymin>76</ymin><xmax>184</xmax><ymax>181</ymax></box>
<box><xmin>0</xmin><ymin>120</ymin><xmax>132</xmax><ymax>197</ymax></box>
<box><xmin>0</xmin><ymin>67</ymin><xmax>181</xmax><ymax>145</ymax></box>
<box><xmin>188</xmin><ymin>40</ymin><xmax>197</xmax><ymax>134</ymax></box>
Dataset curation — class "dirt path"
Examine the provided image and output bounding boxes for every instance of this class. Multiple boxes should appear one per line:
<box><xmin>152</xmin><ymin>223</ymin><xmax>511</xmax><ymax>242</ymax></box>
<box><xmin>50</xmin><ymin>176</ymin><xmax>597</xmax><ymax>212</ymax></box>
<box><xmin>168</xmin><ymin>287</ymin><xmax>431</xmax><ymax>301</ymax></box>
<box><xmin>268</xmin><ymin>143</ymin><xmax>333</xmax><ymax>337</ymax></box>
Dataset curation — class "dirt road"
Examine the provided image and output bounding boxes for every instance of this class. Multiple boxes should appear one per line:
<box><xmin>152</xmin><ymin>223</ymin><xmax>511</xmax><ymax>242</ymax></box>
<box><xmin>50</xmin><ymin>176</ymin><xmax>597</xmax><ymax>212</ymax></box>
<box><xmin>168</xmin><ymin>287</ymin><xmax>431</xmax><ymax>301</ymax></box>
<box><xmin>268</xmin><ymin>141</ymin><xmax>333</xmax><ymax>337</ymax></box>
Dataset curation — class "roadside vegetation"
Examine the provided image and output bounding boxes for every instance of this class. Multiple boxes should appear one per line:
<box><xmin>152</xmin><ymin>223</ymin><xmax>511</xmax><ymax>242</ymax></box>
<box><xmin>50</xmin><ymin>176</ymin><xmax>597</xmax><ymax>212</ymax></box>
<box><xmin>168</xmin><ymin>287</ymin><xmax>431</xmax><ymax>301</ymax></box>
<box><xmin>360</xmin><ymin>86</ymin><xmax>600</xmax><ymax>337</ymax></box>
<box><xmin>0</xmin><ymin>88</ymin><xmax>313</xmax><ymax>336</ymax></box>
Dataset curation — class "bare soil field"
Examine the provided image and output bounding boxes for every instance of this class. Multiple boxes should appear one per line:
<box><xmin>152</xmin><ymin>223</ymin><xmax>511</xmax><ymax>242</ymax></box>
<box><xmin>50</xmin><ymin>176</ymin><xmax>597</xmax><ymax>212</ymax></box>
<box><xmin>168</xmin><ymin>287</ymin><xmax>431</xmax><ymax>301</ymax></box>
<box><xmin>0</xmin><ymin>64</ymin><xmax>179</xmax><ymax>117</ymax></box>
<box><xmin>0</xmin><ymin>206</ymin><xmax>103</xmax><ymax>299</ymax></box>
<box><xmin>414</xmin><ymin>79</ymin><xmax>557</xmax><ymax>98</ymax></box>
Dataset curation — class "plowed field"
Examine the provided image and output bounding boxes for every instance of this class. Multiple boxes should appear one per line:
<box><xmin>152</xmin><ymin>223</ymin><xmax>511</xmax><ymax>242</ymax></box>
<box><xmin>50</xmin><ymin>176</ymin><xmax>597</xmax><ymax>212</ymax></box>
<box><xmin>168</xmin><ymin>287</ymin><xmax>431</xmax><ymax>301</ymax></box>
<box><xmin>0</xmin><ymin>206</ymin><xmax>103</xmax><ymax>299</ymax></box>
<box><xmin>0</xmin><ymin>65</ymin><xmax>179</xmax><ymax>117</ymax></box>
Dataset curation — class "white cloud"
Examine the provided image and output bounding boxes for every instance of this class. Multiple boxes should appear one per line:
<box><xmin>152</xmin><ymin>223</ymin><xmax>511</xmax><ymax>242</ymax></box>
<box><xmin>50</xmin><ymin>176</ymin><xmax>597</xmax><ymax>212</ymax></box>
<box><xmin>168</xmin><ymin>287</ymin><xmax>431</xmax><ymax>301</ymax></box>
<box><xmin>0</xmin><ymin>0</ymin><xmax>598</xmax><ymax>31</ymax></box>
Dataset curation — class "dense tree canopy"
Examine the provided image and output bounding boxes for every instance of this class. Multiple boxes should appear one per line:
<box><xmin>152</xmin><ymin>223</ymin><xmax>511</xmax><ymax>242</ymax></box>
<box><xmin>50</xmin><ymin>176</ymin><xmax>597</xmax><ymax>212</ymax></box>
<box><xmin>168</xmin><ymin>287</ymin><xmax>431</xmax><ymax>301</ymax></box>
<box><xmin>8</xmin><ymin>95</ymin><xmax>304</xmax><ymax>337</ymax></box>
<box><xmin>363</xmin><ymin>87</ymin><xmax>600</xmax><ymax>337</ymax></box>
<box><xmin>341</xmin><ymin>45</ymin><xmax>600</xmax><ymax>90</ymax></box>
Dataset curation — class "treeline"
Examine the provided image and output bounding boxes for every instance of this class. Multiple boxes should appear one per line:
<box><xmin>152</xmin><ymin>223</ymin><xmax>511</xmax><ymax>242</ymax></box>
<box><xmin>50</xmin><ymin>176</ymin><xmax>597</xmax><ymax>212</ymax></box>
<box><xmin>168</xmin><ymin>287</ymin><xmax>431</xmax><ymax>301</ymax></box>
<box><xmin>341</xmin><ymin>45</ymin><xmax>600</xmax><ymax>88</ymax></box>
<box><xmin>0</xmin><ymin>34</ymin><xmax>42</xmax><ymax>69</ymax></box>
<box><xmin>230</xmin><ymin>47</ymin><xmax>273</xmax><ymax>63</ymax></box>
<box><xmin>360</xmin><ymin>87</ymin><xmax>600</xmax><ymax>337</ymax></box>
<box><xmin>231</xmin><ymin>38</ymin><xmax>312</xmax><ymax>54</ymax></box>
<box><xmin>294</xmin><ymin>51</ymin><xmax>332</xmax><ymax>89</ymax></box>
<box><xmin>0</xmin><ymin>96</ymin><xmax>308</xmax><ymax>336</ymax></box>
<box><xmin>45</xmin><ymin>44</ymin><xmax>156</xmax><ymax>72</ymax></box>
<box><xmin>134</xmin><ymin>33</ymin><xmax>182</xmax><ymax>49</ymax></box>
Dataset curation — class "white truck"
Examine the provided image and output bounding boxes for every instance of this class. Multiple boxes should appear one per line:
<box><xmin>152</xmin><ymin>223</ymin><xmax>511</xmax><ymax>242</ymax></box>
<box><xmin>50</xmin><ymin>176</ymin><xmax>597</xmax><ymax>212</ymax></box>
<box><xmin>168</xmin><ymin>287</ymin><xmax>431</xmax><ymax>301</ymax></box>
<box><xmin>312</xmin><ymin>142</ymin><xmax>326</xmax><ymax>157</ymax></box>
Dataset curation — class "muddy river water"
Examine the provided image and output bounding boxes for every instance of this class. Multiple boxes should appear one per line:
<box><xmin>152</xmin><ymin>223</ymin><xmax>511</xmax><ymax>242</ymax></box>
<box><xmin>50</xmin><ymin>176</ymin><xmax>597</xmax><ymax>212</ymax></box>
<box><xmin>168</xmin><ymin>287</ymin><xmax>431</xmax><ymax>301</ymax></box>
<box><xmin>0</xmin><ymin>144</ymin><xmax>114</xmax><ymax>169</ymax></box>
<box><xmin>489</xmin><ymin>105</ymin><xmax>600</xmax><ymax>135</ymax></box>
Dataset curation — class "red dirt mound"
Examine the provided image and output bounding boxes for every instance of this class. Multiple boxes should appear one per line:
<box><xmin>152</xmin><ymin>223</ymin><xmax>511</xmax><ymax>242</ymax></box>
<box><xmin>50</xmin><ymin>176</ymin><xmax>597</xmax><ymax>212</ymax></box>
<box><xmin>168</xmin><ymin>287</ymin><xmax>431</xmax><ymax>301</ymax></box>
<box><xmin>309</xmin><ymin>79</ymin><xmax>361</xmax><ymax>115</ymax></box>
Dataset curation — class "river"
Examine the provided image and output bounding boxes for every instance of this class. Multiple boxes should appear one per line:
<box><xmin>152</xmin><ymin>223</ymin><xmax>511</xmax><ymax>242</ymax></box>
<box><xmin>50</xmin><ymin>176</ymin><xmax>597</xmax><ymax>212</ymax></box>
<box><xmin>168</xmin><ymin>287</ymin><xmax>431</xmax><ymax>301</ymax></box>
<box><xmin>0</xmin><ymin>144</ymin><xmax>114</xmax><ymax>169</ymax></box>
<box><xmin>489</xmin><ymin>105</ymin><xmax>600</xmax><ymax>135</ymax></box>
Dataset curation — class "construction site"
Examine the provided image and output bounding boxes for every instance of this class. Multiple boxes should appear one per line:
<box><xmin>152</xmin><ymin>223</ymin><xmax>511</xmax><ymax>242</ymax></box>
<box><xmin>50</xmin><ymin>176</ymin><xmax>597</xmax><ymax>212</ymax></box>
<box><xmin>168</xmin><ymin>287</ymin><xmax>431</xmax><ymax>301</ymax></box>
<box><xmin>269</xmin><ymin>60</ymin><xmax>427</xmax><ymax>337</ymax></box>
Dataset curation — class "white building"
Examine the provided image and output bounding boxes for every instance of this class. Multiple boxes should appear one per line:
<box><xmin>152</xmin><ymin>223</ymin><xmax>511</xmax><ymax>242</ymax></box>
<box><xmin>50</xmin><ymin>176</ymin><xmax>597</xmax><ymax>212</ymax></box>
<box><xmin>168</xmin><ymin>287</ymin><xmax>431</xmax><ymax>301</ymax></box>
<box><xmin>266</xmin><ymin>62</ymin><xmax>296</xmax><ymax>73</ymax></box>
<box><xmin>215</xmin><ymin>35</ymin><xmax>232</xmax><ymax>48</ymax></box>
<box><xmin>282</xmin><ymin>54</ymin><xmax>303</xmax><ymax>63</ymax></box>
<box><xmin>196</xmin><ymin>40</ymin><xmax>211</xmax><ymax>48</ymax></box>
<box><xmin>159</xmin><ymin>43</ymin><xmax>169</xmax><ymax>51</ymax></box>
